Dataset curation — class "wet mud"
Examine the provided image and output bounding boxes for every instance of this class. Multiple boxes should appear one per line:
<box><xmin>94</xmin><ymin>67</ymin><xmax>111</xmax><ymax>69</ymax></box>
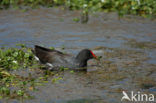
<box><xmin>0</xmin><ymin>7</ymin><xmax>156</xmax><ymax>103</ymax></box>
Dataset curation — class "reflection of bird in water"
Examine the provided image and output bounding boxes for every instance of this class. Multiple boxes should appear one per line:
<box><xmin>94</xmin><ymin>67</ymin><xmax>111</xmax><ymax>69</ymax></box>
<box><xmin>121</xmin><ymin>91</ymin><xmax>131</xmax><ymax>101</ymax></box>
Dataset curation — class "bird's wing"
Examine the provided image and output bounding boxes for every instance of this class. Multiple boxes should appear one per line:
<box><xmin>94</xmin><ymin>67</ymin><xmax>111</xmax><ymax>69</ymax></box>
<box><xmin>34</xmin><ymin>45</ymin><xmax>64</xmax><ymax>64</ymax></box>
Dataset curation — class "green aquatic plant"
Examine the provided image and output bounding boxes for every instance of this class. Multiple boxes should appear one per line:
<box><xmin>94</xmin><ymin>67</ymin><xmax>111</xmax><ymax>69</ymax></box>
<box><xmin>0</xmin><ymin>44</ymin><xmax>36</xmax><ymax>70</ymax></box>
<box><xmin>0</xmin><ymin>0</ymin><xmax>156</xmax><ymax>18</ymax></box>
<box><xmin>0</xmin><ymin>44</ymin><xmax>38</xmax><ymax>99</ymax></box>
<box><xmin>51</xmin><ymin>76</ymin><xmax>63</xmax><ymax>83</ymax></box>
<box><xmin>72</xmin><ymin>17</ymin><xmax>80</xmax><ymax>22</ymax></box>
<box><xmin>0</xmin><ymin>44</ymin><xmax>70</xmax><ymax>99</ymax></box>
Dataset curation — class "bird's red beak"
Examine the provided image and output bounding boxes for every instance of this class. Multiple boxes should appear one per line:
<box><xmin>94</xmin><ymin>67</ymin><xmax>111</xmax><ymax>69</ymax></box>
<box><xmin>90</xmin><ymin>50</ymin><xmax>97</xmax><ymax>59</ymax></box>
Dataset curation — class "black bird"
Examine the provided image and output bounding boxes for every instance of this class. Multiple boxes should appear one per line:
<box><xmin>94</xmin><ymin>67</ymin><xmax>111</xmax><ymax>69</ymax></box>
<box><xmin>33</xmin><ymin>45</ymin><xmax>97</xmax><ymax>70</ymax></box>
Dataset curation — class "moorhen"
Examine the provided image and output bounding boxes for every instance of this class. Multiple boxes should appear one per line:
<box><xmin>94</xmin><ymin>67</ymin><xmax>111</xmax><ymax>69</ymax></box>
<box><xmin>32</xmin><ymin>45</ymin><xmax>97</xmax><ymax>70</ymax></box>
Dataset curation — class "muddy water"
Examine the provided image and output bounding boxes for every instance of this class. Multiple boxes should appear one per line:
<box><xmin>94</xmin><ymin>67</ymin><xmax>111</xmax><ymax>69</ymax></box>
<box><xmin>0</xmin><ymin>7</ymin><xmax>156</xmax><ymax>103</ymax></box>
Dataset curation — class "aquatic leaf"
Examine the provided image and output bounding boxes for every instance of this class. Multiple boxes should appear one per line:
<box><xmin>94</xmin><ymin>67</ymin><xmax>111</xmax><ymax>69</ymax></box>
<box><xmin>72</xmin><ymin>17</ymin><xmax>80</xmax><ymax>22</ymax></box>
<box><xmin>17</xmin><ymin>90</ymin><xmax>24</xmax><ymax>96</ymax></box>
<box><xmin>0</xmin><ymin>71</ymin><xmax>11</xmax><ymax>77</ymax></box>
<box><xmin>0</xmin><ymin>87</ymin><xmax>10</xmax><ymax>95</ymax></box>
<box><xmin>0</xmin><ymin>96</ymin><xmax>2</xmax><ymax>99</ymax></box>
<box><xmin>70</xmin><ymin>70</ymin><xmax>74</xmax><ymax>73</ymax></box>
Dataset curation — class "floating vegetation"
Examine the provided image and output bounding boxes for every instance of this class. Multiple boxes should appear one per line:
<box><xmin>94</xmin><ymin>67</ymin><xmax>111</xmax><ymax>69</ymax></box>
<box><xmin>72</xmin><ymin>17</ymin><xmax>80</xmax><ymax>23</ymax></box>
<box><xmin>0</xmin><ymin>44</ymin><xmax>68</xmax><ymax>99</ymax></box>
<box><xmin>0</xmin><ymin>44</ymin><xmax>36</xmax><ymax>70</ymax></box>
<box><xmin>0</xmin><ymin>44</ymin><xmax>36</xmax><ymax>99</ymax></box>
<box><xmin>0</xmin><ymin>0</ymin><xmax>156</xmax><ymax>18</ymax></box>
<box><xmin>0</xmin><ymin>69</ymin><xmax>33</xmax><ymax>99</ymax></box>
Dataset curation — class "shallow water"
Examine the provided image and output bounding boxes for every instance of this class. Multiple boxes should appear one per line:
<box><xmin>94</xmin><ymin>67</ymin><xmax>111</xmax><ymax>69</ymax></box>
<box><xmin>0</xmin><ymin>7</ymin><xmax>156</xmax><ymax>103</ymax></box>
